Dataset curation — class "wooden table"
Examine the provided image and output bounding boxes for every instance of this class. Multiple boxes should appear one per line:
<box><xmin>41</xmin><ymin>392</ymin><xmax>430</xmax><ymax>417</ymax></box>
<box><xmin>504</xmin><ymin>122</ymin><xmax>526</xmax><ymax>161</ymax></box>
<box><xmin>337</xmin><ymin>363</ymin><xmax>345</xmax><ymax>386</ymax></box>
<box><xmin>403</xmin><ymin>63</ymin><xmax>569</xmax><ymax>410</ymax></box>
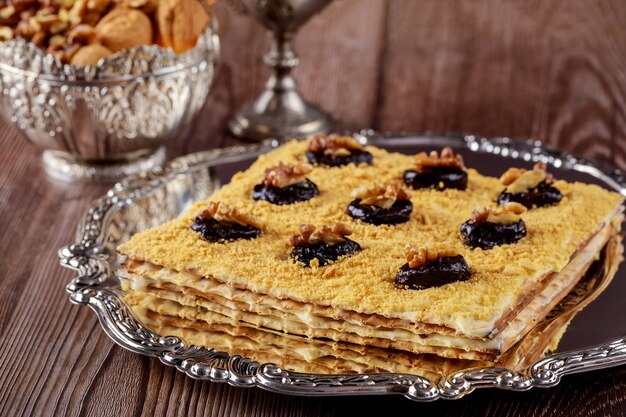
<box><xmin>2</xmin><ymin>1</ymin><xmax>626</xmax><ymax>415</ymax></box>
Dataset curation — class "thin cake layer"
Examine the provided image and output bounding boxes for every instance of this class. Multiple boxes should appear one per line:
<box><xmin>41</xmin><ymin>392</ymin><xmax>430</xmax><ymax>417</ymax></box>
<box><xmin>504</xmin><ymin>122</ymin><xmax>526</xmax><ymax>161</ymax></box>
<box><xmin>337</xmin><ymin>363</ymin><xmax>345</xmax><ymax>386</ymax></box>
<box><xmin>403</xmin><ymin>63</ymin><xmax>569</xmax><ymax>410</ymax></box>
<box><xmin>118</xmin><ymin>140</ymin><xmax>625</xmax><ymax>338</ymax></box>
<box><xmin>130</xmin><ymin>307</ymin><xmax>486</xmax><ymax>378</ymax></box>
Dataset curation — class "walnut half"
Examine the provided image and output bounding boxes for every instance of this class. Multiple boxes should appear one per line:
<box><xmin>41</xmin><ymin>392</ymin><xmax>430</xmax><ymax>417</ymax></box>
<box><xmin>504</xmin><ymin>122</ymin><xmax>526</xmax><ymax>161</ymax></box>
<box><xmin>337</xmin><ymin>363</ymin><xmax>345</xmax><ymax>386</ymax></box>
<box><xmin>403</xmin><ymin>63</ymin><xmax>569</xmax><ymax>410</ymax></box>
<box><xmin>95</xmin><ymin>8</ymin><xmax>153</xmax><ymax>53</ymax></box>
<box><xmin>0</xmin><ymin>26</ymin><xmax>13</xmax><ymax>40</ymax></box>
<box><xmin>351</xmin><ymin>181</ymin><xmax>411</xmax><ymax>209</ymax></box>
<box><xmin>469</xmin><ymin>202</ymin><xmax>526</xmax><ymax>225</ymax></box>
<box><xmin>197</xmin><ymin>201</ymin><xmax>261</xmax><ymax>229</ymax></box>
<box><xmin>500</xmin><ymin>162</ymin><xmax>552</xmax><ymax>194</ymax></box>
<box><xmin>308</xmin><ymin>134</ymin><xmax>364</xmax><ymax>157</ymax></box>
<box><xmin>404</xmin><ymin>244</ymin><xmax>459</xmax><ymax>269</ymax></box>
<box><xmin>262</xmin><ymin>162</ymin><xmax>313</xmax><ymax>188</ymax></box>
<box><xmin>412</xmin><ymin>146</ymin><xmax>465</xmax><ymax>172</ymax></box>
<box><xmin>290</xmin><ymin>223</ymin><xmax>353</xmax><ymax>247</ymax></box>
<box><xmin>70</xmin><ymin>42</ymin><xmax>111</xmax><ymax>65</ymax></box>
<box><xmin>157</xmin><ymin>0</ymin><xmax>212</xmax><ymax>53</ymax></box>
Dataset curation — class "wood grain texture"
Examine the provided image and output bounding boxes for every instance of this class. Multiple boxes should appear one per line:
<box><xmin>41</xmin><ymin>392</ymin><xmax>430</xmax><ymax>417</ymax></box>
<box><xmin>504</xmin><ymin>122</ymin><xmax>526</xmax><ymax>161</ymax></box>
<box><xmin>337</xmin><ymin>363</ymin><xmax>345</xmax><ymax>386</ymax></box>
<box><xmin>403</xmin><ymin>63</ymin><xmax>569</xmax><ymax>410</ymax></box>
<box><xmin>2</xmin><ymin>0</ymin><xmax>626</xmax><ymax>415</ymax></box>
<box><xmin>375</xmin><ymin>0</ymin><xmax>626</xmax><ymax>169</ymax></box>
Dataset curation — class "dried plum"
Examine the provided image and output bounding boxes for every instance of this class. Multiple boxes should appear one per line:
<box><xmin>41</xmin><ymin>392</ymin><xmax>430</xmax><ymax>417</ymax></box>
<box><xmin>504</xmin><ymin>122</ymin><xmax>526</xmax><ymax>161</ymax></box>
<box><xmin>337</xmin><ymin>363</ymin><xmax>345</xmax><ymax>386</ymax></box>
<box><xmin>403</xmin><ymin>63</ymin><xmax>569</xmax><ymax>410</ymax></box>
<box><xmin>306</xmin><ymin>149</ymin><xmax>373</xmax><ymax>167</ymax></box>
<box><xmin>498</xmin><ymin>180</ymin><xmax>562</xmax><ymax>208</ymax></box>
<box><xmin>191</xmin><ymin>217</ymin><xmax>260</xmax><ymax>242</ymax></box>
<box><xmin>347</xmin><ymin>199</ymin><xmax>412</xmax><ymax>225</ymax></box>
<box><xmin>403</xmin><ymin>167</ymin><xmax>468</xmax><ymax>191</ymax></box>
<box><xmin>252</xmin><ymin>179</ymin><xmax>319</xmax><ymax>205</ymax></box>
<box><xmin>460</xmin><ymin>219</ymin><xmax>527</xmax><ymax>250</ymax></box>
<box><xmin>290</xmin><ymin>239</ymin><xmax>361</xmax><ymax>267</ymax></box>
<box><xmin>395</xmin><ymin>255</ymin><xmax>471</xmax><ymax>290</ymax></box>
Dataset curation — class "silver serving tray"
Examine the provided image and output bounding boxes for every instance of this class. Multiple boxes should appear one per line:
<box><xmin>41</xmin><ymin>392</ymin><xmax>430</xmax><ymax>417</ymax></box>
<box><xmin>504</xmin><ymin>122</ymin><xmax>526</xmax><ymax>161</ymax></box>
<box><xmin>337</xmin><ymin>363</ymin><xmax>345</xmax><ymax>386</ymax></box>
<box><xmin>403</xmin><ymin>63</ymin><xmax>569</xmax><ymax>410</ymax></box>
<box><xmin>59</xmin><ymin>133</ymin><xmax>626</xmax><ymax>401</ymax></box>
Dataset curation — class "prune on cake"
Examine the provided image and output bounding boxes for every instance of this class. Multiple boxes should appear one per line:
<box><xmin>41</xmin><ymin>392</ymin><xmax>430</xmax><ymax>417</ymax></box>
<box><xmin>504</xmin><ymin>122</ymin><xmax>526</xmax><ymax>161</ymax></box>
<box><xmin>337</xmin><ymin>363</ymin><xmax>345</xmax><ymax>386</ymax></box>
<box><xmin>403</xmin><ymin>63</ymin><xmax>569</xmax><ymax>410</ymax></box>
<box><xmin>289</xmin><ymin>223</ymin><xmax>361</xmax><ymax>267</ymax></box>
<box><xmin>252</xmin><ymin>162</ymin><xmax>319</xmax><ymax>205</ymax></box>
<box><xmin>305</xmin><ymin>134</ymin><xmax>373</xmax><ymax>167</ymax></box>
<box><xmin>460</xmin><ymin>203</ymin><xmax>527</xmax><ymax>250</ymax></box>
<box><xmin>347</xmin><ymin>181</ymin><xmax>413</xmax><ymax>225</ymax></box>
<box><xmin>497</xmin><ymin>162</ymin><xmax>562</xmax><ymax>208</ymax></box>
<box><xmin>395</xmin><ymin>244</ymin><xmax>471</xmax><ymax>290</ymax></box>
<box><xmin>191</xmin><ymin>202</ymin><xmax>261</xmax><ymax>242</ymax></box>
<box><xmin>403</xmin><ymin>146</ymin><xmax>468</xmax><ymax>191</ymax></box>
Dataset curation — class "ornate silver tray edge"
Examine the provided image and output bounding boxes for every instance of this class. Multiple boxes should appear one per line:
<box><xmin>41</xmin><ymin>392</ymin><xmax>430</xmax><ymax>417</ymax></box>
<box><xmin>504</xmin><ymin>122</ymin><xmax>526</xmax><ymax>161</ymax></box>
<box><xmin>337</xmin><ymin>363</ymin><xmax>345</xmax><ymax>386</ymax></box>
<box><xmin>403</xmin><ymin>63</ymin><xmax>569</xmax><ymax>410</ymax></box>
<box><xmin>59</xmin><ymin>133</ymin><xmax>626</xmax><ymax>401</ymax></box>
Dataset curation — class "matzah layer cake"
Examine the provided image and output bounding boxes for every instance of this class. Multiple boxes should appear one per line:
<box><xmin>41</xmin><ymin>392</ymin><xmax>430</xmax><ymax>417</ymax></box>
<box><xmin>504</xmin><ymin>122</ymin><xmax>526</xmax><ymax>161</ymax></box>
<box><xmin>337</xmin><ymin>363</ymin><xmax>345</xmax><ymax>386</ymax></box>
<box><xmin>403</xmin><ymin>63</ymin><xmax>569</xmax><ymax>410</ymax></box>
<box><xmin>118</xmin><ymin>136</ymin><xmax>624</xmax><ymax>364</ymax></box>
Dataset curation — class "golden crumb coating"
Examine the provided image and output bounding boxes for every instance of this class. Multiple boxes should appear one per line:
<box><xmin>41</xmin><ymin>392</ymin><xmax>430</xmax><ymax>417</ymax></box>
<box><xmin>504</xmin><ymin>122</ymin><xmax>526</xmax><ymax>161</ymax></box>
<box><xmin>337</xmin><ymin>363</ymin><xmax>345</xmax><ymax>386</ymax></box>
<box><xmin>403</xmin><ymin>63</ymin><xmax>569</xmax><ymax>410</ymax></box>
<box><xmin>118</xmin><ymin>140</ymin><xmax>624</xmax><ymax>337</ymax></box>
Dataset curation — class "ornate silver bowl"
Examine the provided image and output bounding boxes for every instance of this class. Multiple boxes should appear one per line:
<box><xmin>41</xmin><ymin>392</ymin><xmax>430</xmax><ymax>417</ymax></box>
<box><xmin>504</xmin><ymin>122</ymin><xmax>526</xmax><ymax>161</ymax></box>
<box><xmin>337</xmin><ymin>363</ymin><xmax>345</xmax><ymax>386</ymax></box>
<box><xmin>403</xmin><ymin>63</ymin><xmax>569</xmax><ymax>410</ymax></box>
<box><xmin>59</xmin><ymin>133</ymin><xmax>626</xmax><ymax>401</ymax></box>
<box><xmin>0</xmin><ymin>22</ymin><xmax>220</xmax><ymax>182</ymax></box>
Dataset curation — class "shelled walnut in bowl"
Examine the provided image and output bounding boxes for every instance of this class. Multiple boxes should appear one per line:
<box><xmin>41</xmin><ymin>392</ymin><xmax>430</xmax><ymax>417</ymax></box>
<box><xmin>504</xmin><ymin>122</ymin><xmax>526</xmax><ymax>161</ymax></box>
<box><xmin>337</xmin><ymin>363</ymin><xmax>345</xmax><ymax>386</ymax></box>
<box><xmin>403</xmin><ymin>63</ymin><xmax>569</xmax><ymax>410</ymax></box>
<box><xmin>0</xmin><ymin>0</ymin><xmax>217</xmax><ymax>66</ymax></box>
<box><xmin>0</xmin><ymin>0</ymin><xmax>220</xmax><ymax>181</ymax></box>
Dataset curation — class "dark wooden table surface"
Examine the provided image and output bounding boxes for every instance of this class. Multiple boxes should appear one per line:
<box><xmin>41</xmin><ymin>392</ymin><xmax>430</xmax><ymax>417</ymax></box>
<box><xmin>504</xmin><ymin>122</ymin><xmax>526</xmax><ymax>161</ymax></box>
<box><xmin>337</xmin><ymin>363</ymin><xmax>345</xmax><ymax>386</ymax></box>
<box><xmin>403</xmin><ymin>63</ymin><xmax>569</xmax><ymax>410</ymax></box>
<box><xmin>2</xmin><ymin>1</ymin><xmax>626</xmax><ymax>415</ymax></box>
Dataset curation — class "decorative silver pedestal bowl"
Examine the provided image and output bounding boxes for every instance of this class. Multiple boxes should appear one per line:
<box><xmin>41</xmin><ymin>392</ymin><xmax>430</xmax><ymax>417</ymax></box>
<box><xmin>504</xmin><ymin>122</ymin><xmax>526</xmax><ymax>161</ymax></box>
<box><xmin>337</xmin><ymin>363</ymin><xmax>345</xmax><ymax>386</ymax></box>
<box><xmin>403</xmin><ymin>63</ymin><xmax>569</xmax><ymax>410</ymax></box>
<box><xmin>228</xmin><ymin>0</ymin><xmax>332</xmax><ymax>141</ymax></box>
<box><xmin>0</xmin><ymin>23</ymin><xmax>219</xmax><ymax>182</ymax></box>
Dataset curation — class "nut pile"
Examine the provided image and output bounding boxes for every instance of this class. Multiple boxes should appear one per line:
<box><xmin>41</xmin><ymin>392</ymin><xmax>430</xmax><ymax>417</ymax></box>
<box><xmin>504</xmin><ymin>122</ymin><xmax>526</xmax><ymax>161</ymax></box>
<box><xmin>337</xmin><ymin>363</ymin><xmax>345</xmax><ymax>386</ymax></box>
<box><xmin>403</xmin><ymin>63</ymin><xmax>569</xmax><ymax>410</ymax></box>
<box><xmin>262</xmin><ymin>162</ymin><xmax>313</xmax><ymax>188</ymax></box>
<box><xmin>351</xmin><ymin>181</ymin><xmax>411</xmax><ymax>209</ymax></box>
<box><xmin>0</xmin><ymin>0</ymin><xmax>215</xmax><ymax>66</ymax></box>
<box><xmin>412</xmin><ymin>146</ymin><xmax>465</xmax><ymax>172</ymax></box>
<box><xmin>308</xmin><ymin>134</ymin><xmax>364</xmax><ymax>157</ymax></box>
<box><xmin>198</xmin><ymin>201</ymin><xmax>262</xmax><ymax>229</ymax></box>
<box><xmin>469</xmin><ymin>202</ymin><xmax>526</xmax><ymax>225</ymax></box>
<box><xmin>404</xmin><ymin>244</ymin><xmax>458</xmax><ymax>269</ymax></box>
<box><xmin>290</xmin><ymin>223</ymin><xmax>353</xmax><ymax>247</ymax></box>
<box><xmin>500</xmin><ymin>162</ymin><xmax>552</xmax><ymax>194</ymax></box>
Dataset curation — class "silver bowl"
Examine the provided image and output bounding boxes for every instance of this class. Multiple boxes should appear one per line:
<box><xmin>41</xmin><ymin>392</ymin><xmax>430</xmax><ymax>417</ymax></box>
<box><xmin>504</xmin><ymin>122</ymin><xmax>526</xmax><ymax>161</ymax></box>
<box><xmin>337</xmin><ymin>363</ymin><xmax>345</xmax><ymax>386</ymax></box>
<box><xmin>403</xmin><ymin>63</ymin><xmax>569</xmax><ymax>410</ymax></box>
<box><xmin>0</xmin><ymin>22</ymin><xmax>220</xmax><ymax>182</ymax></box>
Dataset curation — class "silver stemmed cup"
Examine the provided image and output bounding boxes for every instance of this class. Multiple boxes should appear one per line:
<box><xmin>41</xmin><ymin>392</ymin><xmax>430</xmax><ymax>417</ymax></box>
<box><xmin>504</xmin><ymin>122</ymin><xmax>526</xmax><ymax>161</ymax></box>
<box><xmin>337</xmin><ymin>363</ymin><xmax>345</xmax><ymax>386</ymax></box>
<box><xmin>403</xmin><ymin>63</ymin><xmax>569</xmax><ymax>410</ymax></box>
<box><xmin>228</xmin><ymin>0</ymin><xmax>333</xmax><ymax>141</ymax></box>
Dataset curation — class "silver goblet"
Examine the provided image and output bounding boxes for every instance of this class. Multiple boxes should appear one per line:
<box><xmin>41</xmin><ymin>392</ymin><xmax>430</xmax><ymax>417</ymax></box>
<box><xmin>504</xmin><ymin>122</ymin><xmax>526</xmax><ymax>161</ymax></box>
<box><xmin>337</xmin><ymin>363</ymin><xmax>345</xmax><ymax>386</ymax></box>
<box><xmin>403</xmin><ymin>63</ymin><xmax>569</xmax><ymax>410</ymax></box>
<box><xmin>229</xmin><ymin>0</ymin><xmax>333</xmax><ymax>141</ymax></box>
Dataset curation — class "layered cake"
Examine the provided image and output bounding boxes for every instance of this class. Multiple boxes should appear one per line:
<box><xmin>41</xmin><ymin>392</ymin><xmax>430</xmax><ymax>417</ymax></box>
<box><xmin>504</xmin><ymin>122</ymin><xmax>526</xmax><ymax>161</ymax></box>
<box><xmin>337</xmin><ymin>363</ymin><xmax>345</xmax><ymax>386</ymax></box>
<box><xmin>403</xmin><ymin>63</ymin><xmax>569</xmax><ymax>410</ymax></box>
<box><xmin>118</xmin><ymin>134</ymin><xmax>624</xmax><ymax>373</ymax></box>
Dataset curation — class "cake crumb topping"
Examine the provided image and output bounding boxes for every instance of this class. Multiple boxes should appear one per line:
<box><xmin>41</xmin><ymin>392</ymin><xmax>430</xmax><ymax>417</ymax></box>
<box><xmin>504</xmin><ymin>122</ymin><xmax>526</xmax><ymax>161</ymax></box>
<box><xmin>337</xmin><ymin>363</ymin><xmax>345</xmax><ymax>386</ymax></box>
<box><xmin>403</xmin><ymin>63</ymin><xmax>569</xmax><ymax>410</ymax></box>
<box><xmin>262</xmin><ymin>162</ymin><xmax>313</xmax><ymax>188</ymax></box>
<box><xmin>469</xmin><ymin>203</ymin><xmax>526</xmax><ymax>225</ymax></box>
<box><xmin>412</xmin><ymin>147</ymin><xmax>465</xmax><ymax>172</ymax></box>
<box><xmin>405</xmin><ymin>244</ymin><xmax>459</xmax><ymax>269</ymax></box>
<box><xmin>308</xmin><ymin>134</ymin><xmax>364</xmax><ymax>157</ymax></box>
<box><xmin>290</xmin><ymin>223</ymin><xmax>353</xmax><ymax>247</ymax></box>
<box><xmin>198</xmin><ymin>202</ymin><xmax>262</xmax><ymax>229</ymax></box>
<box><xmin>351</xmin><ymin>181</ymin><xmax>411</xmax><ymax>209</ymax></box>
<box><xmin>500</xmin><ymin>162</ymin><xmax>552</xmax><ymax>193</ymax></box>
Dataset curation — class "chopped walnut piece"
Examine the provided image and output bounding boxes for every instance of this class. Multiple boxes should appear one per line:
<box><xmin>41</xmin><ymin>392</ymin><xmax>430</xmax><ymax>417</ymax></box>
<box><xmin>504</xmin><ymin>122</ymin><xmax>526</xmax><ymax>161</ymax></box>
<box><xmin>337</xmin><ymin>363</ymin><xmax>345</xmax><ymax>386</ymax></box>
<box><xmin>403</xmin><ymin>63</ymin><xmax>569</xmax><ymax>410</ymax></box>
<box><xmin>262</xmin><ymin>162</ymin><xmax>313</xmax><ymax>188</ymax></box>
<box><xmin>500</xmin><ymin>162</ymin><xmax>552</xmax><ymax>193</ymax></box>
<box><xmin>67</xmin><ymin>23</ymin><xmax>96</xmax><ymax>44</ymax></box>
<box><xmin>15</xmin><ymin>19</ymin><xmax>35</xmax><ymax>38</ymax></box>
<box><xmin>308</xmin><ymin>134</ymin><xmax>364</xmax><ymax>157</ymax></box>
<box><xmin>404</xmin><ymin>243</ymin><xmax>459</xmax><ymax>269</ymax></box>
<box><xmin>46</xmin><ymin>33</ymin><xmax>65</xmax><ymax>48</ymax></box>
<box><xmin>30</xmin><ymin>10</ymin><xmax>65</xmax><ymax>34</ymax></box>
<box><xmin>67</xmin><ymin>0</ymin><xmax>87</xmax><ymax>25</ymax></box>
<box><xmin>0</xmin><ymin>6</ymin><xmax>19</xmax><ymax>24</ymax></box>
<box><xmin>197</xmin><ymin>201</ymin><xmax>262</xmax><ymax>229</ymax></box>
<box><xmin>351</xmin><ymin>181</ymin><xmax>411</xmax><ymax>209</ymax></box>
<box><xmin>469</xmin><ymin>202</ymin><xmax>526</xmax><ymax>225</ymax></box>
<box><xmin>290</xmin><ymin>223</ymin><xmax>353</xmax><ymax>247</ymax></box>
<box><xmin>412</xmin><ymin>146</ymin><xmax>465</xmax><ymax>172</ymax></box>
<box><xmin>0</xmin><ymin>26</ymin><xmax>13</xmax><ymax>40</ymax></box>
